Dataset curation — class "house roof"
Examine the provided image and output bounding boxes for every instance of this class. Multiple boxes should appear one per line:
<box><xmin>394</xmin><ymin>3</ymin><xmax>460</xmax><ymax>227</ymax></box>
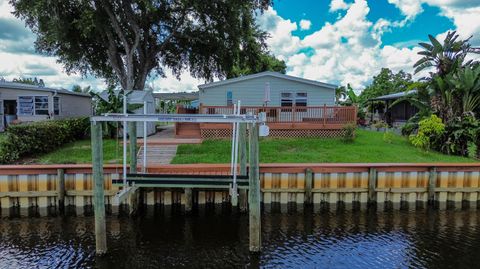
<box><xmin>0</xmin><ymin>81</ymin><xmax>91</xmax><ymax>98</ymax></box>
<box><xmin>98</xmin><ymin>90</ymin><xmax>154</xmax><ymax>103</ymax></box>
<box><xmin>371</xmin><ymin>90</ymin><xmax>417</xmax><ymax>101</ymax></box>
<box><xmin>153</xmin><ymin>92</ymin><xmax>198</xmax><ymax>101</ymax></box>
<box><xmin>198</xmin><ymin>71</ymin><xmax>337</xmax><ymax>90</ymax></box>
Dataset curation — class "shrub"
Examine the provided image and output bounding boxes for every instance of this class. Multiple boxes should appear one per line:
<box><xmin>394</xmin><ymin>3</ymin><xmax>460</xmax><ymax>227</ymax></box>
<box><xmin>342</xmin><ymin>123</ymin><xmax>356</xmax><ymax>143</ymax></box>
<box><xmin>372</xmin><ymin>120</ymin><xmax>388</xmax><ymax>130</ymax></box>
<box><xmin>409</xmin><ymin>115</ymin><xmax>445</xmax><ymax>150</ymax></box>
<box><xmin>383</xmin><ymin>130</ymin><xmax>395</xmax><ymax>144</ymax></box>
<box><xmin>401</xmin><ymin>122</ymin><xmax>417</xmax><ymax>136</ymax></box>
<box><xmin>0</xmin><ymin>117</ymin><xmax>90</xmax><ymax>164</ymax></box>
<box><xmin>436</xmin><ymin>113</ymin><xmax>478</xmax><ymax>156</ymax></box>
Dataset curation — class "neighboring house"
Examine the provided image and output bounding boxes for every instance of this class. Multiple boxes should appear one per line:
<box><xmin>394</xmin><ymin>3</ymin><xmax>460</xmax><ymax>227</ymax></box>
<box><xmin>98</xmin><ymin>90</ymin><xmax>156</xmax><ymax>137</ymax></box>
<box><xmin>0</xmin><ymin>81</ymin><xmax>92</xmax><ymax>132</ymax></box>
<box><xmin>370</xmin><ymin>90</ymin><xmax>418</xmax><ymax>127</ymax></box>
<box><xmin>176</xmin><ymin>71</ymin><xmax>357</xmax><ymax>139</ymax></box>
<box><xmin>198</xmin><ymin>71</ymin><xmax>336</xmax><ymax>107</ymax></box>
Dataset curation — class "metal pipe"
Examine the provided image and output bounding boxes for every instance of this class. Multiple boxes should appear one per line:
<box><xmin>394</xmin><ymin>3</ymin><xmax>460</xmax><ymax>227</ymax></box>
<box><xmin>143</xmin><ymin>100</ymin><xmax>147</xmax><ymax>173</ymax></box>
<box><xmin>123</xmin><ymin>91</ymin><xmax>127</xmax><ymax>186</ymax></box>
<box><xmin>230</xmin><ymin>104</ymin><xmax>237</xmax><ymax>175</ymax></box>
<box><xmin>232</xmin><ymin>101</ymin><xmax>241</xmax><ymax>198</ymax></box>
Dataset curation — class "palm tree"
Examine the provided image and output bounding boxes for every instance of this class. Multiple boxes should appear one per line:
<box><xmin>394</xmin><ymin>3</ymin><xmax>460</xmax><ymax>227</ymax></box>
<box><xmin>414</xmin><ymin>31</ymin><xmax>480</xmax><ymax>76</ymax></box>
<box><xmin>335</xmin><ymin>86</ymin><xmax>347</xmax><ymax>104</ymax></box>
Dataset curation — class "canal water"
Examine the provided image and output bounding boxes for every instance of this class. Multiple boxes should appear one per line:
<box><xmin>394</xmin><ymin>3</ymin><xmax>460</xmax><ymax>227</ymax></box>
<box><xmin>0</xmin><ymin>208</ymin><xmax>479</xmax><ymax>268</ymax></box>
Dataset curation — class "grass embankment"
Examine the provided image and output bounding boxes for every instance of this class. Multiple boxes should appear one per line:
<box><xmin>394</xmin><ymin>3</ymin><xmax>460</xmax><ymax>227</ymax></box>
<box><xmin>172</xmin><ymin>129</ymin><xmax>475</xmax><ymax>164</ymax></box>
<box><xmin>33</xmin><ymin>139</ymin><xmax>130</xmax><ymax>164</ymax></box>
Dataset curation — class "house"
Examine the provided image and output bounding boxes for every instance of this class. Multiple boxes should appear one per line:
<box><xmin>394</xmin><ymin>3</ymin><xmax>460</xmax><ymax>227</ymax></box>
<box><xmin>0</xmin><ymin>81</ymin><xmax>92</xmax><ymax>132</ymax></box>
<box><xmin>198</xmin><ymin>71</ymin><xmax>336</xmax><ymax>107</ymax></box>
<box><xmin>98</xmin><ymin>90</ymin><xmax>156</xmax><ymax>137</ymax></box>
<box><xmin>370</xmin><ymin>90</ymin><xmax>418</xmax><ymax>127</ymax></box>
<box><xmin>176</xmin><ymin>71</ymin><xmax>357</xmax><ymax>139</ymax></box>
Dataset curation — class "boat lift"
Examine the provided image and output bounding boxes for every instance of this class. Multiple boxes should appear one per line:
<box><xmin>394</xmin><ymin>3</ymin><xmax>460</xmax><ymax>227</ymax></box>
<box><xmin>89</xmin><ymin>104</ymin><xmax>268</xmax><ymax>255</ymax></box>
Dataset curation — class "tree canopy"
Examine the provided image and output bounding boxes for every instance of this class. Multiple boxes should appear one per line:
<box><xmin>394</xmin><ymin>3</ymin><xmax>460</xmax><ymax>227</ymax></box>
<box><xmin>12</xmin><ymin>77</ymin><xmax>45</xmax><ymax>86</ymax></box>
<box><xmin>11</xmin><ymin>0</ymin><xmax>274</xmax><ymax>91</ymax></box>
<box><xmin>359</xmin><ymin>68</ymin><xmax>413</xmax><ymax>102</ymax></box>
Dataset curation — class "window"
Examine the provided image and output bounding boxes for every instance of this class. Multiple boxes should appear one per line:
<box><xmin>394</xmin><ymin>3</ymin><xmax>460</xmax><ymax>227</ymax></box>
<box><xmin>18</xmin><ymin>96</ymin><xmax>34</xmax><ymax>115</ymax></box>
<box><xmin>35</xmin><ymin>96</ymin><xmax>49</xmax><ymax>115</ymax></box>
<box><xmin>18</xmin><ymin>96</ymin><xmax>49</xmax><ymax>116</ymax></box>
<box><xmin>53</xmin><ymin>97</ymin><xmax>60</xmax><ymax>115</ymax></box>
<box><xmin>295</xmin><ymin>92</ymin><xmax>307</xmax><ymax>106</ymax></box>
<box><xmin>281</xmin><ymin>92</ymin><xmax>293</xmax><ymax>106</ymax></box>
<box><xmin>226</xmin><ymin>91</ymin><xmax>233</xmax><ymax>106</ymax></box>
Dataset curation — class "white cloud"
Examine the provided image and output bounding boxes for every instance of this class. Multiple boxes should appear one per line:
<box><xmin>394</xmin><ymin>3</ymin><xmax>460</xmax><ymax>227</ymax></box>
<box><xmin>257</xmin><ymin>8</ymin><xmax>301</xmax><ymax>58</ymax></box>
<box><xmin>299</xmin><ymin>19</ymin><xmax>311</xmax><ymax>30</ymax></box>
<box><xmin>330</xmin><ymin>0</ymin><xmax>350</xmax><ymax>12</ymax></box>
<box><xmin>257</xmin><ymin>0</ymin><xmax>424</xmax><ymax>89</ymax></box>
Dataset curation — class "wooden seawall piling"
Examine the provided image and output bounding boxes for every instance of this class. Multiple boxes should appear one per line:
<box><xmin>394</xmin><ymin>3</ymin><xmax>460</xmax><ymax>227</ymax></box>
<box><xmin>0</xmin><ymin>163</ymin><xmax>479</xmax><ymax>216</ymax></box>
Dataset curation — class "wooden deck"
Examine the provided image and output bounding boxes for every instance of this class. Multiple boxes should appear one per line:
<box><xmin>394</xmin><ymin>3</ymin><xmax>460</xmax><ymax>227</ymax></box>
<box><xmin>176</xmin><ymin>105</ymin><xmax>357</xmax><ymax>139</ymax></box>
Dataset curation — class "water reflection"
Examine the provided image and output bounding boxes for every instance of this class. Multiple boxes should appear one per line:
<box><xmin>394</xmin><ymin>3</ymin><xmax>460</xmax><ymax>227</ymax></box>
<box><xmin>0</xmin><ymin>209</ymin><xmax>479</xmax><ymax>268</ymax></box>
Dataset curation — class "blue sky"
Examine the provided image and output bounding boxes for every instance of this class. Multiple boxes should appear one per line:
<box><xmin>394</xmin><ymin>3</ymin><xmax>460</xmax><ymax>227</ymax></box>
<box><xmin>0</xmin><ymin>0</ymin><xmax>479</xmax><ymax>91</ymax></box>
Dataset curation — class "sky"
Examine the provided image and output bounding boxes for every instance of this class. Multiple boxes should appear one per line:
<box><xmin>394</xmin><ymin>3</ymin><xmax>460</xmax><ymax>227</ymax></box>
<box><xmin>0</xmin><ymin>0</ymin><xmax>479</xmax><ymax>92</ymax></box>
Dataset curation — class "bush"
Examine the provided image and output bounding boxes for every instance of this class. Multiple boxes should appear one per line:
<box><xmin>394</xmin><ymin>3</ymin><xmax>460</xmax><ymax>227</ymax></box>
<box><xmin>409</xmin><ymin>115</ymin><xmax>445</xmax><ymax>150</ymax></box>
<box><xmin>342</xmin><ymin>123</ymin><xmax>356</xmax><ymax>143</ymax></box>
<box><xmin>372</xmin><ymin>120</ymin><xmax>388</xmax><ymax>130</ymax></box>
<box><xmin>383</xmin><ymin>130</ymin><xmax>395</xmax><ymax>144</ymax></box>
<box><xmin>401</xmin><ymin>122</ymin><xmax>417</xmax><ymax>136</ymax></box>
<box><xmin>0</xmin><ymin>117</ymin><xmax>90</xmax><ymax>164</ymax></box>
<box><xmin>436</xmin><ymin>113</ymin><xmax>478</xmax><ymax>156</ymax></box>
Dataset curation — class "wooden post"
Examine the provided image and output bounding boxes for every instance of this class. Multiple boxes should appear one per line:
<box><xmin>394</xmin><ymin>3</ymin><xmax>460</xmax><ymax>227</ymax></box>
<box><xmin>305</xmin><ymin>168</ymin><xmax>313</xmax><ymax>205</ymax></box>
<box><xmin>248</xmin><ymin>123</ymin><xmax>261</xmax><ymax>252</ymax></box>
<box><xmin>323</xmin><ymin>104</ymin><xmax>327</xmax><ymax>127</ymax></box>
<box><xmin>238</xmin><ymin>123</ymin><xmax>248</xmax><ymax>211</ymax></box>
<box><xmin>128</xmin><ymin>122</ymin><xmax>137</xmax><ymax>174</ymax></box>
<box><xmin>91</xmin><ymin>121</ymin><xmax>107</xmax><ymax>255</ymax></box>
<box><xmin>185</xmin><ymin>188</ymin><xmax>193</xmax><ymax>213</ymax></box>
<box><xmin>368</xmin><ymin>168</ymin><xmax>377</xmax><ymax>205</ymax></box>
<box><xmin>57</xmin><ymin>168</ymin><xmax>65</xmax><ymax>213</ymax></box>
<box><xmin>428</xmin><ymin>167</ymin><xmax>437</xmax><ymax>205</ymax></box>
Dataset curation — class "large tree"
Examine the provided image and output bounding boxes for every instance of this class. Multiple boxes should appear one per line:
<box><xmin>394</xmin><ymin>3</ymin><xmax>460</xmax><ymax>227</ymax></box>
<box><xmin>11</xmin><ymin>0</ymin><xmax>273</xmax><ymax>92</ymax></box>
<box><xmin>360</xmin><ymin>68</ymin><xmax>413</xmax><ymax>102</ymax></box>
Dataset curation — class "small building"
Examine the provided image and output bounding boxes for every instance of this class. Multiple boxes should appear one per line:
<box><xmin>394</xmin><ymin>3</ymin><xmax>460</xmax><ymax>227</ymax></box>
<box><xmin>0</xmin><ymin>81</ymin><xmax>92</xmax><ymax>132</ymax></box>
<box><xmin>370</xmin><ymin>90</ymin><xmax>418</xmax><ymax>127</ymax></box>
<box><xmin>98</xmin><ymin>90</ymin><xmax>156</xmax><ymax>137</ymax></box>
<box><xmin>198</xmin><ymin>71</ymin><xmax>336</xmax><ymax>106</ymax></box>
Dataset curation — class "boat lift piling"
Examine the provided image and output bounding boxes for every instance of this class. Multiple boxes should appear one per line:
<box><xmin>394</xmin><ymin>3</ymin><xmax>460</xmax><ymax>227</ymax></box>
<box><xmin>90</xmin><ymin>112</ymin><xmax>266</xmax><ymax>255</ymax></box>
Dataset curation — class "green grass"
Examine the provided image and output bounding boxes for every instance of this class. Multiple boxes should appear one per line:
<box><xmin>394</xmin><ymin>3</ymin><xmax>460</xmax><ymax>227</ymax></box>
<box><xmin>172</xmin><ymin>129</ymin><xmax>475</xmax><ymax>164</ymax></box>
<box><xmin>34</xmin><ymin>139</ymin><xmax>130</xmax><ymax>164</ymax></box>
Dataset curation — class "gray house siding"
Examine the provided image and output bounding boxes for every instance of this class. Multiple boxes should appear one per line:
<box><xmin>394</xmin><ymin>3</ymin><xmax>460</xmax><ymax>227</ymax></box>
<box><xmin>55</xmin><ymin>93</ymin><xmax>92</xmax><ymax>119</ymax></box>
<box><xmin>199</xmin><ymin>75</ymin><xmax>335</xmax><ymax>107</ymax></box>
<box><xmin>0</xmin><ymin>83</ymin><xmax>92</xmax><ymax>132</ymax></box>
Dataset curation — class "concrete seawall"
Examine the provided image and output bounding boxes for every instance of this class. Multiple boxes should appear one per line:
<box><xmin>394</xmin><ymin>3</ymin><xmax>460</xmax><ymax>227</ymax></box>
<box><xmin>0</xmin><ymin>163</ymin><xmax>479</xmax><ymax>216</ymax></box>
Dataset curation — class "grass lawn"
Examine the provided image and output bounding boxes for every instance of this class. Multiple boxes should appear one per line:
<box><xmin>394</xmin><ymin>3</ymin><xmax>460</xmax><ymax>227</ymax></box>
<box><xmin>34</xmin><ymin>139</ymin><xmax>130</xmax><ymax>164</ymax></box>
<box><xmin>172</xmin><ymin>129</ymin><xmax>475</xmax><ymax>164</ymax></box>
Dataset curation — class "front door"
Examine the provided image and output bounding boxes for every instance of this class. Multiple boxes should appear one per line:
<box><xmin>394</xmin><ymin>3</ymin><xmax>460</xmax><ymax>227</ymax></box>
<box><xmin>0</xmin><ymin>99</ymin><xmax>4</xmax><ymax>132</ymax></box>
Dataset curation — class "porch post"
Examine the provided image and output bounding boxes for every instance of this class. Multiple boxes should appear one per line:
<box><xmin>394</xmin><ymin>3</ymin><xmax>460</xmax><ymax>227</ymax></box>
<box><xmin>249</xmin><ymin>122</ymin><xmax>261</xmax><ymax>252</ymax></box>
<box><xmin>91</xmin><ymin>121</ymin><xmax>107</xmax><ymax>255</ymax></box>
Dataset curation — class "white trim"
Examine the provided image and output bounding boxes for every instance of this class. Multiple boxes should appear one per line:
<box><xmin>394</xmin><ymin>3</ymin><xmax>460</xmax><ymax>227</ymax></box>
<box><xmin>198</xmin><ymin>71</ymin><xmax>337</xmax><ymax>90</ymax></box>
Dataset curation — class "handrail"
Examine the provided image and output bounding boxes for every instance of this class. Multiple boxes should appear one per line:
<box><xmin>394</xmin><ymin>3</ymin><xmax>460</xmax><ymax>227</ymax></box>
<box><xmin>200</xmin><ymin>105</ymin><xmax>357</xmax><ymax>124</ymax></box>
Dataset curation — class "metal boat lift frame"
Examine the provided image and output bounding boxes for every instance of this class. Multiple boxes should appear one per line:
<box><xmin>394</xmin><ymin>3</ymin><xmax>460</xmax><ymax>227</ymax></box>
<box><xmin>90</xmin><ymin>112</ymin><xmax>263</xmax><ymax>255</ymax></box>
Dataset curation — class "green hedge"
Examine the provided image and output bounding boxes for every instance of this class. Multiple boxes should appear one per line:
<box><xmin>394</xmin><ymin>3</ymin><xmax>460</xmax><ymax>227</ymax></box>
<box><xmin>0</xmin><ymin>117</ymin><xmax>90</xmax><ymax>164</ymax></box>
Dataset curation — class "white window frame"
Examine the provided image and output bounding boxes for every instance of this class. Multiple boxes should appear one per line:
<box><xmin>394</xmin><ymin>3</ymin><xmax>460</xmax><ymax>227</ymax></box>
<box><xmin>53</xmin><ymin>96</ymin><xmax>61</xmax><ymax>115</ymax></box>
<box><xmin>280</xmin><ymin>92</ymin><xmax>293</xmax><ymax>107</ymax></box>
<box><xmin>295</xmin><ymin>92</ymin><xmax>307</xmax><ymax>106</ymax></box>
<box><xmin>17</xmin><ymin>95</ymin><xmax>50</xmax><ymax>116</ymax></box>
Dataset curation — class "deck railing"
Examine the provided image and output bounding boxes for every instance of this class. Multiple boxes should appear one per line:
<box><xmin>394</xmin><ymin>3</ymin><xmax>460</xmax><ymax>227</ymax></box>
<box><xmin>200</xmin><ymin>105</ymin><xmax>357</xmax><ymax>125</ymax></box>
